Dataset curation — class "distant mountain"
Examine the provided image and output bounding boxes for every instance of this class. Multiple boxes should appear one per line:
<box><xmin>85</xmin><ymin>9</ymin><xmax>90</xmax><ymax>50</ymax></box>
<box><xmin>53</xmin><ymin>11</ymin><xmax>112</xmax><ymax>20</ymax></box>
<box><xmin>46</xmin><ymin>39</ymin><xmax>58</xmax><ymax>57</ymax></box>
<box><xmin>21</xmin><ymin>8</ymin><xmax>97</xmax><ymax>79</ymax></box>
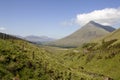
<box><xmin>15</xmin><ymin>35</ymin><xmax>24</xmax><ymax>39</ymax></box>
<box><xmin>24</xmin><ymin>35</ymin><xmax>55</xmax><ymax>44</ymax></box>
<box><xmin>4</xmin><ymin>34</ymin><xmax>56</xmax><ymax>44</ymax></box>
<box><xmin>49</xmin><ymin>21</ymin><xmax>115</xmax><ymax>47</ymax></box>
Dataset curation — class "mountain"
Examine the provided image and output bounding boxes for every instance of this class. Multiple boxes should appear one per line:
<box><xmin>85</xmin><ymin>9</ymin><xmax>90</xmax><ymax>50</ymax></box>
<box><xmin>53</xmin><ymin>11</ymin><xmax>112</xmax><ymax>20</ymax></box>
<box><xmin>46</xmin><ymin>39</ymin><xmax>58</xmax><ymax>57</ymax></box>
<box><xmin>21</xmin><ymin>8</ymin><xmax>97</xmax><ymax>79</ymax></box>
<box><xmin>49</xmin><ymin>21</ymin><xmax>115</xmax><ymax>47</ymax></box>
<box><xmin>14</xmin><ymin>35</ymin><xmax>24</xmax><ymax>39</ymax></box>
<box><xmin>24</xmin><ymin>35</ymin><xmax>55</xmax><ymax>44</ymax></box>
<box><xmin>0</xmin><ymin>33</ymin><xmax>56</xmax><ymax>44</ymax></box>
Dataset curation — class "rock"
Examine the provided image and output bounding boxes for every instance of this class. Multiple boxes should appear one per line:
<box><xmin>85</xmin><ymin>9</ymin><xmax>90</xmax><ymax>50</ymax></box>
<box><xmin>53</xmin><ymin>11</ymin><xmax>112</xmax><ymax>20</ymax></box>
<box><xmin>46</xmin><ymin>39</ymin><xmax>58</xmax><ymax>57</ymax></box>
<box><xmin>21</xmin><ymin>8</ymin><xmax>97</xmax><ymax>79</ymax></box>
<box><xmin>104</xmin><ymin>77</ymin><xmax>113</xmax><ymax>80</ymax></box>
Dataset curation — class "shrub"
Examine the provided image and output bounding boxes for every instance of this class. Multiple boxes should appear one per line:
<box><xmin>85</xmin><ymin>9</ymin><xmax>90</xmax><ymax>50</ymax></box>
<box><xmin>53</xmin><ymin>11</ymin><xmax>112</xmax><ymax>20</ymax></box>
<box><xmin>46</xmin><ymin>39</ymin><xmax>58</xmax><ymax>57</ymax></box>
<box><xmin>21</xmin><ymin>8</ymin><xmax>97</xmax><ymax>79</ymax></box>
<box><xmin>100</xmin><ymin>39</ymin><xmax>117</xmax><ymax>49</ymax></box>
<box><xmin>82</xmin><ymin>43</ymin><xmax>98</xmax><ymax>51</ymax></box>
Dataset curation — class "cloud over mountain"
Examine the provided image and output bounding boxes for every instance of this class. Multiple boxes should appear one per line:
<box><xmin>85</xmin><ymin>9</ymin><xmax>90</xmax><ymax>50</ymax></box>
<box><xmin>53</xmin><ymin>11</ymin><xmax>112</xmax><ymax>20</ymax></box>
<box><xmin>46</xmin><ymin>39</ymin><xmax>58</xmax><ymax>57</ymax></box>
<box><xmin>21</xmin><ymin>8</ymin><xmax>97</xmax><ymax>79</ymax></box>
<box><xmin>76</xmin><ymin>8</ymin><xmax>120</xmax><ymax>26</ymax></box>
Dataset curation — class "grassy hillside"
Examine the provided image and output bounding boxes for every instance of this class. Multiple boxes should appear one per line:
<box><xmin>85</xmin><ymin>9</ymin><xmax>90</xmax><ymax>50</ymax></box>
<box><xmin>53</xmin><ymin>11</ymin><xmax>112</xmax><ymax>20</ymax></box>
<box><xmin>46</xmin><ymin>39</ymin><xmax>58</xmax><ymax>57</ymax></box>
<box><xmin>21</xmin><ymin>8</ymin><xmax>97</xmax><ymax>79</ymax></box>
<box><xmin>54</xmin><ymin>38</ymin><xmax>120</xmax><ymax>80</ymax></box>
<box><xmin>0</xmin><ymin>39</ymin><xmax>101</xmax><ymax>80</ymax></box>
<box><xmin>0</xmin><ymin>28</ymin><xmax>120</xmax><ymax>80</ymax></box>
<box><xmin>102</xmin><ymin>28</ymin><xmax>120</xmax><ymax>42</ymax></box>
<box><xmin>92</xmin><ymin>28</ymin><xmax>120</xmax><ymax>45</ymax></box>
<box><xmin>52</xmin><ymin>28</ymin><xmax>120</xmax><ymax>80</ymax></box>
<box><xmin>0</xmin><ymin>39</ymin><xmax>70</xmax><ymax>80</ymax></box>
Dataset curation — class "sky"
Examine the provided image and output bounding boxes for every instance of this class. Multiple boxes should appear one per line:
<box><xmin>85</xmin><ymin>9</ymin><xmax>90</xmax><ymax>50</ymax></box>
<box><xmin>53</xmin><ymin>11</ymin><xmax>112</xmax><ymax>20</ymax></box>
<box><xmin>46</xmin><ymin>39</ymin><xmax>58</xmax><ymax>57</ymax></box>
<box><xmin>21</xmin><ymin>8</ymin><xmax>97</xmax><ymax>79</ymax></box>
<box><xmin>0</xmin><ymin>0</ymin><xmax>120</xmax><ymax>39</ymax></box>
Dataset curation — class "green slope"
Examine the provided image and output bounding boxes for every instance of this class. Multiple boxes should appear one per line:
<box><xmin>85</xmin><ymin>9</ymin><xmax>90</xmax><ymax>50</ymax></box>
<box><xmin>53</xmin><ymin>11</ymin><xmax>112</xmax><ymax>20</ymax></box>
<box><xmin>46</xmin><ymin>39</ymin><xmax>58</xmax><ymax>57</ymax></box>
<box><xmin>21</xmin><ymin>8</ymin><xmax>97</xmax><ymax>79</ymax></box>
<box><xmin>53</xmin><ymin>28</ymin><xmax>120</xmax><ymax>80</ymax></box>
<box><xmin>0</xmin><ymin>28</ymin><xmax>120</xmax><ymax>80</ymax></box>
<box><xmin>0</xmin><ymin>39</ymin><xmax>70</xmax><ymax>80</ymax></box>
<box><xmin>103</xmin><ymin>28</ymin><xmax>120</xmax><ymax>42</ymax></box>
<box><xmin>60</xmin><ymin>48</ymin><xmax>120</xmax><ymax>79</ymax></box>
<box><xmin>0</xmin><ymin>39</ymin><xmax>101</xmax><ymax>80</ymax></box>
<box><xmin>93</xmin><ymin>28</ymin><xmax>120</xmax><ymax>45</ymax></box>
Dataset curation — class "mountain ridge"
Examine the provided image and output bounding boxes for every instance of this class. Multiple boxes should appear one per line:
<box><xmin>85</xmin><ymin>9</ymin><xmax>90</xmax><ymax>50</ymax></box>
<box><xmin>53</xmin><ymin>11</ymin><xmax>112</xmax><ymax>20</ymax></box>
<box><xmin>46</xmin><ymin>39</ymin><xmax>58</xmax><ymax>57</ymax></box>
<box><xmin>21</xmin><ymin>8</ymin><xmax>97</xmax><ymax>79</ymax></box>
<box><xmin>24</xmin><ymin>35</ymin><xmax>55</xmax><ymax>43</ymax></box>
<box><xmin>88</xmin><ymin>21</ymin><xmax>115</xmax><ymax>32</ymax></box>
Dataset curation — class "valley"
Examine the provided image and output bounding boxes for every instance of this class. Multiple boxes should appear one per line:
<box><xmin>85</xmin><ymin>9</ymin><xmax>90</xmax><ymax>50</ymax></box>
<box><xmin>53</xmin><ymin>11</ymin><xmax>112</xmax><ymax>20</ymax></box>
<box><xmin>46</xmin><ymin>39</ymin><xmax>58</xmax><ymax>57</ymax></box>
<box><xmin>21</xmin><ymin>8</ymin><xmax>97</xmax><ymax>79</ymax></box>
<box><xmin>0</xmin><ymin>23</ymin><xmax>120</xmax><ymax>80</ymax></box>
<box><xmin>1</xmin><ymin>0</ymin><xmax>120</xmax><ymax>80</ymax></box>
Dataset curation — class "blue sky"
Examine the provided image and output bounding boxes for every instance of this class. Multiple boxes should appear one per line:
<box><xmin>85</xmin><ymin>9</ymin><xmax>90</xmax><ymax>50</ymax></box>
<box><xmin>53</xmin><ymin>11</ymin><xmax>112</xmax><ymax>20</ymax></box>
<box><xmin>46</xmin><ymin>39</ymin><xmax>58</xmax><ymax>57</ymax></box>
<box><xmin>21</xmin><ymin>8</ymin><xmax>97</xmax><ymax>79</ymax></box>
<box><xmin>0</xmin><ymin>0</ymin><xmax>120</xmax><ymax>39</ymax></box>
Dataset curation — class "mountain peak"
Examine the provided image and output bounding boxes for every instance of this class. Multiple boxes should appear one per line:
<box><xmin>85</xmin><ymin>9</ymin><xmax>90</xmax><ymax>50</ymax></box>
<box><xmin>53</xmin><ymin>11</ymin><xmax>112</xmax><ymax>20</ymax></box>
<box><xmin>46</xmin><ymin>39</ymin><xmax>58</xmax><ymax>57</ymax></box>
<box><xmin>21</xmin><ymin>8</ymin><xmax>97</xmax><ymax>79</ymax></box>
<box><xmin>89</xmin><ymin>20</ymin><xmax>96</xmax><ymax>24</ymax></box>
<box><xmin>86</xmin><ymin>21</ymin><xmax>115</xmax><ymax>32</ymax></box>
<box><xmin>87</xmin><ymin>21</ymin><xmax>100</xmax><ymax>26</ymax></box>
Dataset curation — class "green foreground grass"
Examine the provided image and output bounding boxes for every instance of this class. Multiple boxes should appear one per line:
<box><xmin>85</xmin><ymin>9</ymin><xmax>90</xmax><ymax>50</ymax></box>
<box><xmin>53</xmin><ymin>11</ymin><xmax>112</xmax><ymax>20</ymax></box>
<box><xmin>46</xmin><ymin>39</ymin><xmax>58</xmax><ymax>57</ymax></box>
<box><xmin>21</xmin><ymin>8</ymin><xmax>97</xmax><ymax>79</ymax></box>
<box><xmin>0</xmin><ymin>35</ymin><xmax>120</xmax><ymax>80</ymax></box>
<box><xmin>0</xmin><ymin>39</ymin><xmax>100</xmax><ymax>80</ymax></box>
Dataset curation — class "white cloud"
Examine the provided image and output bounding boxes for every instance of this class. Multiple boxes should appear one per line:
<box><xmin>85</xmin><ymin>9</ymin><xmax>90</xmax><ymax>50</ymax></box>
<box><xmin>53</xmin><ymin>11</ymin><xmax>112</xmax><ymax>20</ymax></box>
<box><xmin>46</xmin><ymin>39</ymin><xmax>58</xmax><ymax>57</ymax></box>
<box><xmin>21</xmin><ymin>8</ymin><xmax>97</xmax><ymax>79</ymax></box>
<box><xmin>0</xmin><ymin>27</ymin><xmax>6</xmax><ymax>31</ymax></box>
<box><xmin>76</xmin><ymin>8</ymin><xmax>120</xmax><ymax>26</ymax></box>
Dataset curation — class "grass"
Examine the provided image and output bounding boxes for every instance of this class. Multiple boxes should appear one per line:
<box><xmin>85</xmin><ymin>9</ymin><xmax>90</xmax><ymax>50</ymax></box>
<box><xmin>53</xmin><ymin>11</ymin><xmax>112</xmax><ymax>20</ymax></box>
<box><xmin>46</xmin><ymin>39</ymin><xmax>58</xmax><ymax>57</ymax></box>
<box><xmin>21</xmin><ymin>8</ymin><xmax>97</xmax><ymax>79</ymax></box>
<box><xmin>0</xmin><ymin>39</ymin><xmax>99</xmax><ymax>80</ymax></box>
<box><xmin>55</xmin><ymin>38</ymin><xmax>120</xmax><ymax>80</ymax></box>
<box><xmin>0</xmin><ymin>28</ymin><xmax>120</xmax><ymax>80</ymax></box>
